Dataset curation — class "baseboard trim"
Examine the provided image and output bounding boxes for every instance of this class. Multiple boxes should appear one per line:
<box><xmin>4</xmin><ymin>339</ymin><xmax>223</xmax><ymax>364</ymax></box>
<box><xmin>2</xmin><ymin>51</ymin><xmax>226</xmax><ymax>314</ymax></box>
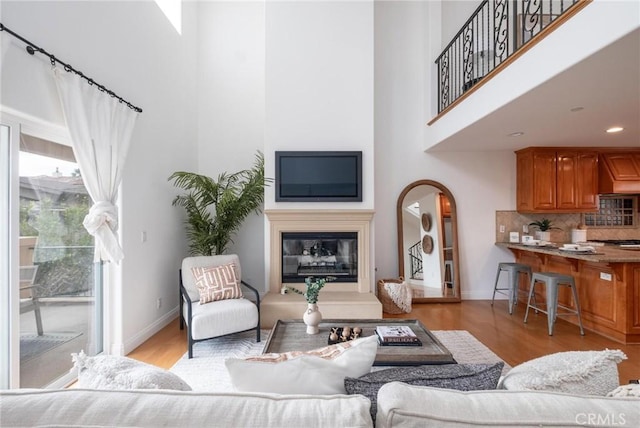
<box><xmin>123</xmin><ymin>306</ymin><xmax>179</xmax><ymax>355</ymax></box>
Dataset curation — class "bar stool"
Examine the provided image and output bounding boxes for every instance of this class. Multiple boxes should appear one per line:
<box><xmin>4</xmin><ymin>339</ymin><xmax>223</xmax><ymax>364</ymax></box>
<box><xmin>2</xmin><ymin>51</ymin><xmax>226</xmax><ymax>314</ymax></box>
<box><xmin>491</xmin><ymin>263</ymin><xmax>532</xmax><ymax>314</ymax></box>
<box><xmin>524</xmin><ymin>272</ymin><xmax>585</xmax><ymax>336</ymax></box>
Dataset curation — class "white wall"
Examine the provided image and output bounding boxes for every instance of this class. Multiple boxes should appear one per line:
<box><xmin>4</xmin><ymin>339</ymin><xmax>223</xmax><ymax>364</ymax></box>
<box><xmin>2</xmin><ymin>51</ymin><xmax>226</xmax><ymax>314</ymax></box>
<box><xmin>420</xmin><ymin>194</ymin><xmax>442</xmax><ymax>288</ymax></box>
<box><xmin>440</xmin><ymin>0</ymin><xmax>479</xmax><ymax>48</ymax></box>
<box><xmin>0</xmin><ymin>1</ymin><xmax>198</xmax><ymax>353</ymax></box>
<box><xmin>263</xmin><ymin>0</ymin><xmax>375</xmax><ymax>290</ymax></box>
<box><xmin>374</xmin><ymin>0</ymin><xmax>515</xmax><ymax>300</ymax></box>
<box><xmin>264</xmin><ymin>0</ymin><xmax>375</xmax><ymax>211</ymax></box>
<box><xmin>195</xmin><ymin>1</ymin><xmax>266</xmax><ymax>288</ymax></box>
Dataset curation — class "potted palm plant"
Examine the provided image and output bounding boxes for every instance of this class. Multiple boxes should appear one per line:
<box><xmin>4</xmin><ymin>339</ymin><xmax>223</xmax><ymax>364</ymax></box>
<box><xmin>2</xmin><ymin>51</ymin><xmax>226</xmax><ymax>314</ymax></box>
<box><xmin>529</xmin><ymin>218</ymin><xmax>561</xmax><ymax>242</ymax></box>
<box><xmin>169</xmin><ymin>151</ymin><xmax>271</xmax><ymax>256</ymax></box>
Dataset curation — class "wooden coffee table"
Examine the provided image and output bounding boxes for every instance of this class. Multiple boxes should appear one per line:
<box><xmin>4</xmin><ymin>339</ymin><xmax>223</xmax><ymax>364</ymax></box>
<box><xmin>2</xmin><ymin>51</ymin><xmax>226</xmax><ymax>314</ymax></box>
<box><xmin>263</xmin><ymin>319</ymin><xmax>456</xmax><ymax>366</ymax></box>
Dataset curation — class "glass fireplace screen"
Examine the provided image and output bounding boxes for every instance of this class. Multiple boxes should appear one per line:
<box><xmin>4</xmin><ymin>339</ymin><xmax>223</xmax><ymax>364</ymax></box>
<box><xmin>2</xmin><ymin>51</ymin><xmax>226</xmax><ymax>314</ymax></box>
<box><xmin>281</xmin><ymin>232</ymin><xmax>358</xmax><ymax>283</ymax></box>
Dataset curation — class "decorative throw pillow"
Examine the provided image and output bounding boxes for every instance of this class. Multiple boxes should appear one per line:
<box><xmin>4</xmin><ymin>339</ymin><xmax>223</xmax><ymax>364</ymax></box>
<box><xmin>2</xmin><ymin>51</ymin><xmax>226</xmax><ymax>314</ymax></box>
<box><xmin>344</xmin><ymin>362</ymin><xmax>504</xmax><ymax>422</ymax></box>
<box><xmin>607</xmin><ymin>384</ymin><xmax>640</xmax><ymax>398</ymax></box>
<box><xmin>225</xmin><ymin>335</ymin><xmax>378</xmax><ymax>394</ymax></box>
<box><xmin>71</xmin><ymin>350</ymin><xmax>191</xmax><ymax>391</ymax></box>
<box><xmin>191</xmin><ymin>263</ymin><xmax>243</xmax><ymax>304</ymax></box>
<box><xmin>499</xmin><ymin>349</ymin><xmax>627</xmax><ymax>396</ymax></box>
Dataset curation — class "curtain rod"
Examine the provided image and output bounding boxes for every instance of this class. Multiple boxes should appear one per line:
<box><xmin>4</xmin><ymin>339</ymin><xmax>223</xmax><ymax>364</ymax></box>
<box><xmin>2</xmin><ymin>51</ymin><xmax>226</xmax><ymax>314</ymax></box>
<box><xmin>0</xmin><ymin>22</ymin><xmax>143</xmax><ymax>113</ymax></box>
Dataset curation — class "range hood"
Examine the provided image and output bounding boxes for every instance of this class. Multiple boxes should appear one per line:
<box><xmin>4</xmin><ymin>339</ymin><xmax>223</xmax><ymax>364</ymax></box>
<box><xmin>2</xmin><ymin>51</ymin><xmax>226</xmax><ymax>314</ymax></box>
<box><xmin>598</xmin><ymin>152</ymin><xmax>640</xmax><ymax>194</ymax></box>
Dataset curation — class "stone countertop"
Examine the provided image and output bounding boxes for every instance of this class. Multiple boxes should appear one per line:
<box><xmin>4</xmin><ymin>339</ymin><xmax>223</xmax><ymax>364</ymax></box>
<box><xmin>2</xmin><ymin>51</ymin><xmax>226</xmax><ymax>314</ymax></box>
<box><xmin>496</xmin><ymin>242</ymin><xmax>640</xmax><ymax>263</ymax></box>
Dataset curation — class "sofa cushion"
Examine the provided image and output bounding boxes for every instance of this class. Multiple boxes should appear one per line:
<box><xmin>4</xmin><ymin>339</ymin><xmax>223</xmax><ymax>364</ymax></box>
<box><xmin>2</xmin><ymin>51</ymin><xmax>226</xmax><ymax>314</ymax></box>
<box><xmin>0</xmin><ymin>389</ymin><xmax>374</xmax><ymax>428</ymax></box>
<box><xmin>191</xmin><ymin>263</ymin><xmax>243</xmax><ymax>304</ymax></box>
<box><xmin>344</xmin><ymin>362</ymin><xmax>503</xmax><ymax>422</ymax></box>
<box><xmin>499</xmin><ymin>349</ymin><xmax>626</xmax><ymax>396</ymax></box>
<box><xmin>225</xmin><ymin>335</ymin><xmax>378</xmax><ymax>394</ymax></box>
<box><xmin>71</xmin><ymin>351</ymin><xmax>191</xmax><ymax>391</ymax></box>
<box><xmin>375</xmin><ymin>382</ymin><xmax>640</xmax><ymax>428</ymax></box>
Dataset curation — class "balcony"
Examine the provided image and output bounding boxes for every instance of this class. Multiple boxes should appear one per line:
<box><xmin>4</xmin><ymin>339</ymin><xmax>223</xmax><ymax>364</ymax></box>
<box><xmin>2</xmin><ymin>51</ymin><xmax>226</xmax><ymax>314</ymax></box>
<box><xmin>425</xmin><ymin>0</ymin><xmax>640</xmax><ymax>152</ymax></box>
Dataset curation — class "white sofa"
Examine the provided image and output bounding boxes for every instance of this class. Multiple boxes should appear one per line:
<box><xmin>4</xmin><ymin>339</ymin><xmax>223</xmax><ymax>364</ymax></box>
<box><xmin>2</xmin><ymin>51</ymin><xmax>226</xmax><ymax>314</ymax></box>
<box><xmin>1</xmin><ymin>384</ymin><xmax>638</xmax><ymax>428</ymax></box>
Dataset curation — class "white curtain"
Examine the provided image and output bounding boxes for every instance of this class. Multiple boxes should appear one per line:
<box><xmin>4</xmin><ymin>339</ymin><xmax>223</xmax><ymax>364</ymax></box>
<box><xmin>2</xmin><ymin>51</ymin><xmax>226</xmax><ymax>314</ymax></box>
<box><xmin>53</xmin><ymin>68</ymin><xmax>138</xmax><ymax>263</ymax></box>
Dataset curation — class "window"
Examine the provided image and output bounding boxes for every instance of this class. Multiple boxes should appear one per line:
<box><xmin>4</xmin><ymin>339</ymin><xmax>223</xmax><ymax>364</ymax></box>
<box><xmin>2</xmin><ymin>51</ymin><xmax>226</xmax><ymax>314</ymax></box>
<box><xmin>583</xmin><ymin>196</ymin><xmax>637</xmax><ymax>227</ymax></box>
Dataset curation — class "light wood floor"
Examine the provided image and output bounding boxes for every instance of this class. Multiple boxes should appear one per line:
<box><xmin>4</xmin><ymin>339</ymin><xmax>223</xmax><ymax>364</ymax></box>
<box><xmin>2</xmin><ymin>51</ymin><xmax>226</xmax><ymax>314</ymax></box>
<box><xmin>128</xmin><ymin>300</ymin><xmax>639</xmax><ymax>384</ymax></box>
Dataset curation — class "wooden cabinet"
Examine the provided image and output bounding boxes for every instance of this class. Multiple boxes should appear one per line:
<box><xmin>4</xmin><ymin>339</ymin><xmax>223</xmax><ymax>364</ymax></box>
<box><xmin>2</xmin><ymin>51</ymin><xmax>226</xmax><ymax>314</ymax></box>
<box><xmin>599</xmin><ymin>151</ymin><xmax>640</xmax><ymax>194</ymax></box>
<box><xmin>439</xmin><ymin>193</ymin><xmax>451</xmax><ymax>217</ymax></box>
<box><xmin>516</xmin><ymin>148</ymin><xmax>598</xmax><ymax>213</ymax></box>
<box><xmin>506</xmin><ymin>246</ymin><xmax>640</xmax><ymax>344</ymax></box>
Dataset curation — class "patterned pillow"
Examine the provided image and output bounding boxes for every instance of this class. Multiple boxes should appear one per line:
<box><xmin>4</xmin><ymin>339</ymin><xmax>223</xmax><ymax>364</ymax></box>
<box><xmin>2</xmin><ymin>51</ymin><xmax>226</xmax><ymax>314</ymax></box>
<box><xmin>191</xmin><ymin>264</ymin><xmax>243</xmax><ymax>304</ymax></box>
<box><xmin>344</xmin><ymin>362</ymin><xmax>504</xmax><ymax>422</ymax></box>
<box><xmin>225</xmin><ymin>335</ymin><xmax>378</xmax><ymax>394</ymax></box>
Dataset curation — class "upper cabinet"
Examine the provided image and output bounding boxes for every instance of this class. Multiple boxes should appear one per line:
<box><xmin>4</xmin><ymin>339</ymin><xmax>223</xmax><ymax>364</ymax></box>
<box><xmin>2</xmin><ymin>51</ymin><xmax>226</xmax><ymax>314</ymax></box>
<box><xmin>599</xmin><ymin>152</ymin><xmax>640</xmax><ymax>194</ymax></box>
<box><xmin>516</xmin><ymin>148</ymin><xmax>598</xmax><ymax>213</ymax></box>
<box><xmin>439</xmin><ymin>193</ymin><xmax>452</xmax><ymax>217</ymax></box>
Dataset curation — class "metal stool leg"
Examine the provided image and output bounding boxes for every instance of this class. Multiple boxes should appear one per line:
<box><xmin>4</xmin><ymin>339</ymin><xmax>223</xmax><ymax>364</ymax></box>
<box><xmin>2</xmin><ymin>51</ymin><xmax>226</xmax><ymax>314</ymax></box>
<box><xmin>491</xmin><ymin>266</ymin><xmax>502</xmax><ymax>306</ymax></box>
<box><xmin>569</xmin><ymin>280</ymin><xmax>585</xmax><ymax>336</ymax></box>
<box><xmin>524</xmin><ymin>277</ymin><xmax>536</xmax><ymax>324</ymax></box>
<box><xmin>547</xmin><ymin>282</ymin><xmax>558</xmax><ymax>336</ymax></box>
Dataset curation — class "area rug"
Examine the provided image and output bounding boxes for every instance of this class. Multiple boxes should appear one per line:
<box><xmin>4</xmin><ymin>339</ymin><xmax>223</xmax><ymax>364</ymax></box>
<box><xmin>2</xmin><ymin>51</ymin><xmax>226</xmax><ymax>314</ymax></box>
<box><xmin>170</xmin><ymin>329</ymin><xmax>510</xmax><ymax>391</ymax></box>
<box><xmin>20</xmin><ymin>331</ymin><xmax>82</xmax><ymax>363</ymax></box>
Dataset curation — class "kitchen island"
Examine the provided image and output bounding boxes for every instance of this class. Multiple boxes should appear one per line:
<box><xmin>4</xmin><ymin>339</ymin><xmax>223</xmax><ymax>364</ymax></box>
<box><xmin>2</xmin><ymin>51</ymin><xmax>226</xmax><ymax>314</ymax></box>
<box><xmin>496</xmin><ymin>242</ymin><xmax>640</xmax><ymax>344</ymax></box>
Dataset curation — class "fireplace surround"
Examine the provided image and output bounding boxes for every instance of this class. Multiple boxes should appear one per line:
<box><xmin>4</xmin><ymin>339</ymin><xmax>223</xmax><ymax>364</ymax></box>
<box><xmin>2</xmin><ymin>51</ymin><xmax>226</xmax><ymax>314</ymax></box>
<box><xmin>261</xmin><ymin>210</ymin><xmax>381</xmax><ymax>327</ymax></box>
<box><xmin>265</xmin><ymin>210</ymin><xmax>374</xmax><ymax>294</ymax></box>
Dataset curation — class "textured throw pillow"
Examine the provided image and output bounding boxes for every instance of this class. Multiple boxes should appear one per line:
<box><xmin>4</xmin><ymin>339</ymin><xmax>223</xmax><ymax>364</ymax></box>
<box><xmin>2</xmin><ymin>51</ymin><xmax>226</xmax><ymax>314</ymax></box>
<box><xmin>225</xmin><ymin>335</ymin><xmax>378</xmax><ymax>394</ymax></box>
<box><xmin>607</xmin><ymin>384</ymin><xmax>640</xmax><ymax>398</ymax></box>
<box><xmin>71</xmin><ymin>350</ymin><xmax>191</xmax><ymax>391</ymax></box>
<box><xmin>344</xmin><ymin>362</ymin><xmax>504</xmax><ymax>422</ymax></box>
<box><xmin>191</xmin><ymin>263</ymin><xmax>243</xmax><ymax>304</ymax></box>
<box><xmin>499</xmin><ymin>349</ymin><xmax>627</xmax><ymax>396</ymax></box>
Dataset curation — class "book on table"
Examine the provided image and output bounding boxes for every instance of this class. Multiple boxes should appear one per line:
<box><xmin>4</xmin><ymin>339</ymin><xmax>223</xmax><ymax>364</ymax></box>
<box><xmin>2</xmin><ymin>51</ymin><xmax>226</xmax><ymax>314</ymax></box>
<box><xmin>375</xmin><ymin>325</ymin><xmax>422</xmax><ymax>346</ymax></box>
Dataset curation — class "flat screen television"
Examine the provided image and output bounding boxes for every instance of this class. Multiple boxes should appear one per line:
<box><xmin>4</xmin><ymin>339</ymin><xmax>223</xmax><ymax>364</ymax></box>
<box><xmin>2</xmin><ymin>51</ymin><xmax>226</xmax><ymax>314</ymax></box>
<box><xmin>275</xmin><ymin>151</ymin><xmax>362</xmax><ymax>202</ymax></box>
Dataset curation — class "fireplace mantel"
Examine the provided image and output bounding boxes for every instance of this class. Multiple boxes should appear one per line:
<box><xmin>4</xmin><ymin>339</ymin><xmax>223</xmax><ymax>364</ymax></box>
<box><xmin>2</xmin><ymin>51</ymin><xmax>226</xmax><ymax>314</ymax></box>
<box><xmin>266</xmin><ymin>209</ymin><xmax>375</xmax><ymax>294</ymax></box>
<box><xmin>261</xmin><ymin>209</ymin><xmax>380</xmax><ymax>328</ymax></box>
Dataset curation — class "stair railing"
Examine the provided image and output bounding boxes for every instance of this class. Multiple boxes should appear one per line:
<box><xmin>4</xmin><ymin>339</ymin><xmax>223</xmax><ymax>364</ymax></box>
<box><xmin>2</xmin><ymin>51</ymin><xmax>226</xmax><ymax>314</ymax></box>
<box><xmin>435</xmin><ymin>0</ymin><xmax>584</xmax><ymax>114</ymax></box>
<box><xmin>408</xmin><ymin>241</ymin><xmax>423</xmax><ymax>280</ymax></box>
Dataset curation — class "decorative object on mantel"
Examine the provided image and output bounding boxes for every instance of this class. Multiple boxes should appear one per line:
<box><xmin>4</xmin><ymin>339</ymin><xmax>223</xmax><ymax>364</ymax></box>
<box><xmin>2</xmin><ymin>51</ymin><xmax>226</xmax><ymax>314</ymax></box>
<box><xmin>421</xmin><ymin>235</ymin><xmax>434</xmax><ymax>254</ymax></box>
<box><xmin>421</xmin><ymin>213</ymin><xmax>432</xmax><ymax>232</ymax></box>
<box><xmin>287</xmin><ymin>276</ymin><xmax>335</xmax><ymax>334</ymax></box>
<box><xmin>169</xmin><ymin>151</ymin><xmax>272</xmax><ymax>256</ymax></box>
<box><xmin>529</xmin><ymin>218</ymin><xmax>561</xmax><ymax>242</ymax></box>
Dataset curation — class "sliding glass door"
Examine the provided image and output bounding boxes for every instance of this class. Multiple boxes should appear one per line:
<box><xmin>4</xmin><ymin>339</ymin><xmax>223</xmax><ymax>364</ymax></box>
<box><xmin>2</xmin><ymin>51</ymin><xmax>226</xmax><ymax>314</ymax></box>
<box><xmin>0</xmin><ymin>124</ymin><xmax>12</xmax><ymax>389</ymax></box>
<box><xmin>1</xmin><ymin>117</ymin><xmax>103</xmax><ymax>388</ymax></box>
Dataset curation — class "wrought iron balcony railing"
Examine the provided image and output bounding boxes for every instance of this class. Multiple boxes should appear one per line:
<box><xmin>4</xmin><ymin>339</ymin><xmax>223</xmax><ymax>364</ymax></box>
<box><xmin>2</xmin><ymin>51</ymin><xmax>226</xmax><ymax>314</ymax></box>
<box><xmin>435</xmin><ymin>0</ymin><xmax>585</xmax><ymax>114</ymax></box>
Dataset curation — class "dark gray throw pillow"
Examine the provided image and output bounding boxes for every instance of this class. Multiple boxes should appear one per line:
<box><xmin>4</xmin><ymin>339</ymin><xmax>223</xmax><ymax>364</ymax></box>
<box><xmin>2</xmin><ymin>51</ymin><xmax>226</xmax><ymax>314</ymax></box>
<box><xmin>344</xmin><ymin>362</ymin><xmax>504</xmax><ymax>422</ymax></box>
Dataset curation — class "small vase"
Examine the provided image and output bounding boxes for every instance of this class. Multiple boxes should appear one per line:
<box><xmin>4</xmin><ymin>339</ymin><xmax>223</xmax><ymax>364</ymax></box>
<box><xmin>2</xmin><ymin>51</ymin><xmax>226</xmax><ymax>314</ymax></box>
<box><xmin>303</xmin><ymin>303</ymin><xmax>322</xmax><ymax>334</ymax></box>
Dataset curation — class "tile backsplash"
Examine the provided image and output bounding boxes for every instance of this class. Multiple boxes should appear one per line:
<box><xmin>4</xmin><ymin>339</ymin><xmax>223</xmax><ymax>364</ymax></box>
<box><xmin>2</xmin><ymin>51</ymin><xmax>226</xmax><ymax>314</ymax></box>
<box><xmin>495</xmin><ymin>211</ymin><xmax>640</xmax><ymax>243</ymax></box>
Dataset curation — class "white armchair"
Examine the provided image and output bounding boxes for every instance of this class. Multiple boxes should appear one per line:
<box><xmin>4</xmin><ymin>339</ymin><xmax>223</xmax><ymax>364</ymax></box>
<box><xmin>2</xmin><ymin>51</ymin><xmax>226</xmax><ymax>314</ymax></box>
<box><xmin>179</xmin><ymin>255</ymin><xmax>260</xmax><ymax>358</ymax></box>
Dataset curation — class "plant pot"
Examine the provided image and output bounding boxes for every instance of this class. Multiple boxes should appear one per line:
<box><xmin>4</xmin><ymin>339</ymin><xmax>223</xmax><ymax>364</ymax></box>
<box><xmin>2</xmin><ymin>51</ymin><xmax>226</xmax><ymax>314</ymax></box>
<box><xmin>303</xmin><ymin>303</ymin><xmax>322</xmax><ymax>334</ymax></box>
<box><xmin>536</xmin><ymin>231</ymin><xmax>551</xmax><ymax>241</ymax></box>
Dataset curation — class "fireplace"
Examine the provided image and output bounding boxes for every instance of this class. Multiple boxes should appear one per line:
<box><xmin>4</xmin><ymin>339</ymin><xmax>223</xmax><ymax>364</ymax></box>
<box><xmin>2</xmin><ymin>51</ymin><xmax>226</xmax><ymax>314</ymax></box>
<box><xmin>262</xmin><ymin>209</ymin><xmax>381</xmax><ymax>328</ymax></box>
<box><xmin>281</xmin><ymin>232</ymin><xmax>358</xmax><ymax>283</ymax></box>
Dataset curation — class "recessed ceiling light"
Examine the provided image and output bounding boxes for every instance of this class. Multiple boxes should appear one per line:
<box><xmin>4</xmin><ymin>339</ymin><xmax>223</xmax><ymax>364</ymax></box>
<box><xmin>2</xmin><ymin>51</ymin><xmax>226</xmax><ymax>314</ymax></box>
<box><xmin>606</xmin><ymin>127</ymin><xmax>624</xmax><ymax>133</ymax></box>
<box><xmin>509</xmin><ymin>132</ymin><xmax>524</xmax><ymax>137</ymax></box>
<box><xmin>570</xmin><ymin>107</ymin><xmax>584</xmax><ymax>112</ymax></box>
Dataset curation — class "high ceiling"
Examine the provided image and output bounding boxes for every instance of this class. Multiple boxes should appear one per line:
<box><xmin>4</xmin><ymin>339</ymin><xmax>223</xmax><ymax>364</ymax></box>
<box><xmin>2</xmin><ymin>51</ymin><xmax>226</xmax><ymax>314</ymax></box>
<box><xmin>433</xmin><ymin>28</ymin><xmax>640</xmax><ymax>152</ymax></box>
